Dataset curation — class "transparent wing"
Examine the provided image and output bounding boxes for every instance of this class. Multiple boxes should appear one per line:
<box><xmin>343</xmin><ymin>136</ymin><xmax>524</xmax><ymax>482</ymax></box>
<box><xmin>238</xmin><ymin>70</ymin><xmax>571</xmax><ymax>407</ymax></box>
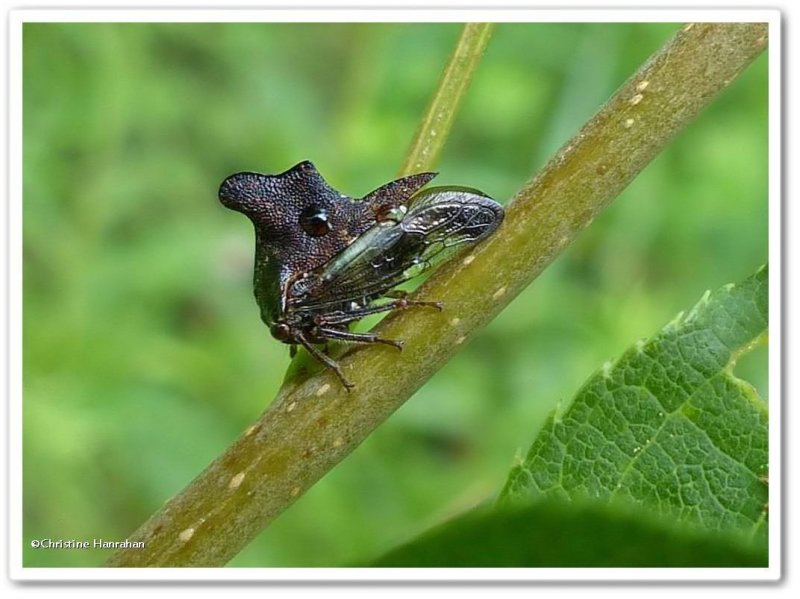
<box><xmin>288</xmin><ymin>187</ymin><xmax>504</xmax><ymax>312</ymax></box>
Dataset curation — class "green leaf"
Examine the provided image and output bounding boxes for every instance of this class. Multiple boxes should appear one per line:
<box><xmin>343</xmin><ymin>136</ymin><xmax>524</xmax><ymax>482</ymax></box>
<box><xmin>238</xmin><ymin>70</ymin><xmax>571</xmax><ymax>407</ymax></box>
<box><xmin>502</xmin><ymin>266</ymin><xmax>769</xmax><ymax>537</ymax></box>
<box><xmin>370</xmin><ymin>499</ymin><xmax>767</xmax><ymax>567</ymax></box>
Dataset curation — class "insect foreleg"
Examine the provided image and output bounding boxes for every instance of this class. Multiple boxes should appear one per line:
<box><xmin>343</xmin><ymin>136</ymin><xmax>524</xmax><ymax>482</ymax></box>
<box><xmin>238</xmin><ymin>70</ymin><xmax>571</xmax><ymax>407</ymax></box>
<box><xmin>315</xmin><ymin>297</ymin><xmax>442</xmax><ymax>326</ymax></box>
<box><xmin>314</xmin><ymin>327</ymin><xmax>404</xmax><ymax>350</ymax></box>
<box><xmin>296</xmin><ymin>332</ymin><xmax>354</xmax><ymax>390</ymax></box>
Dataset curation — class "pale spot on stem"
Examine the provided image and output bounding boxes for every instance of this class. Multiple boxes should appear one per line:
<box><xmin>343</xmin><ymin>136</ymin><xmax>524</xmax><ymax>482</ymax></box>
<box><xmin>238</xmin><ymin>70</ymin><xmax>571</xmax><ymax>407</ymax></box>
<box><xmin>229</xmin><ymin>472</ymin><xmax>246</xmax><ymax>490</ymax></box>
<box><xmin>178</xmin><ymin>528</ymin><xmax>195</xmax><ymax>543</ymax></box>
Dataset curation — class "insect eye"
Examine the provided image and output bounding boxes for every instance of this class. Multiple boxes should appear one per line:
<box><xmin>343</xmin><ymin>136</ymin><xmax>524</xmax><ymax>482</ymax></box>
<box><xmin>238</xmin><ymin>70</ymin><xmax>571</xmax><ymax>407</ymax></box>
<box><xmin>270</xmin><ymin>322</ymin><xmax>292</xmax><ymax>342</ymax></box>
<box><xmin>300</xmin><ymin>205</ymin><xmax>332</xmax><ymax>237</ymax></box>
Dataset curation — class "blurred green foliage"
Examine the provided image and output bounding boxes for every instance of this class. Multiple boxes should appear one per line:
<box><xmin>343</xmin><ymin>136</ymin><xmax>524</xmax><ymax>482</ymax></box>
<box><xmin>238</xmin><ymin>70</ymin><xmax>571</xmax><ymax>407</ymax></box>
<box><xmin>22</xmin><ymin>22</ymin><xmax>767</xmax><ymax>567</ymax></box>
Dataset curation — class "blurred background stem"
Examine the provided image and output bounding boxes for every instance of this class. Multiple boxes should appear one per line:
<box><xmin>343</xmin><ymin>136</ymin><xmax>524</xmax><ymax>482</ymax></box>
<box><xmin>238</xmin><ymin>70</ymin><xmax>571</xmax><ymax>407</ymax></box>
<box><xmin>106</xmin><ymin>22</ymin><xmax>767</xmax><ymax>567</ymax></box>
<box><xmin>399</xmin><ymin>22</ymin><xmax>494</xmax><ymax>175</ymax></box>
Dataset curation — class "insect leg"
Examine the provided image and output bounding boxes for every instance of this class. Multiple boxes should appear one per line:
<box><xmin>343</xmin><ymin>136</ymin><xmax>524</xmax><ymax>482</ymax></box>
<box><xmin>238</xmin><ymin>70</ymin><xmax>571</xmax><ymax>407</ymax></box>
<box><xmin>296</xmin><ymin>333</ymin><xmax>354</xmax><ymax>391</ymax></box>
<box><xmin>385</xmin><ymin>289</ymin><xmax>444</xmax><ymax>310</ymax></box>
<box><xmin>317</xmin><ymin>297</ymin><xmax>442</xmax><ymax>326</ymax></box>
<box><xmin>314</xmin><ymin>326</ymin><xmax>404</xmax><ymax>350</ymax></box>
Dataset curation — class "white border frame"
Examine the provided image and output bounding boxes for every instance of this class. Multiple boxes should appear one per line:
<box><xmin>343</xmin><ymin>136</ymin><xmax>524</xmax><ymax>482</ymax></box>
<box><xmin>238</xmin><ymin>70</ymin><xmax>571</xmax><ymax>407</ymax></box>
<box><xmin>7</xmin><ymin>8</ymin><xmax>781</xmax><ymax>582</ymax></box>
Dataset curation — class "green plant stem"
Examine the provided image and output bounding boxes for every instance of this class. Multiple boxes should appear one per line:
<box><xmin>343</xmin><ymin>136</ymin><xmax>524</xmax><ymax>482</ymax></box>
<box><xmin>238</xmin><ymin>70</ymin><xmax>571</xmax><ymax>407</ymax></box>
<box><xmin>107</xmin><ymin>22</ymin><xmax>768</xmax><ymax>567</ymax></box>
<box><xmin>399</xmin><ymin>22</ymin><xmax>494</xmax><ymax>176</ymax></box>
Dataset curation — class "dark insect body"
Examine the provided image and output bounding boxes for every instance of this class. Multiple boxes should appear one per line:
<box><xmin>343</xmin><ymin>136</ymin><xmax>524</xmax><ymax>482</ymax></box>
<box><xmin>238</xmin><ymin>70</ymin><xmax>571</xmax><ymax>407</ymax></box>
<box><xmin>218</xmin><ymin>161</ymin><xmax>504</xmax><ymax>389</ymax></box>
